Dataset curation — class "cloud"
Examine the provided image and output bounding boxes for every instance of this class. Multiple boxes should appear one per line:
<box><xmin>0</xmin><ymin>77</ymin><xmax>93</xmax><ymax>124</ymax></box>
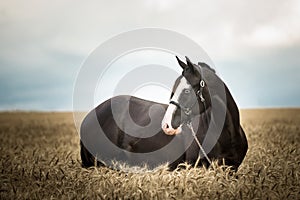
<box><xmin>216</xmin><ymin>43</ymin><xmax>300</xmax><ymax>108</ymax></box>
<box><xmin>0</xmin><ymin>0</ymin><xmax>299</xmax><ymax>110</ymax></box>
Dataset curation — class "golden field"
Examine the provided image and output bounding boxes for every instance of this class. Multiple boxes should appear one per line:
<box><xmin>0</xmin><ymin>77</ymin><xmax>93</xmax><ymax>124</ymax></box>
<box><xmin>0</xmin><ymin>109</ymin><xmax>299</xmax><ymax>199</ymax></box>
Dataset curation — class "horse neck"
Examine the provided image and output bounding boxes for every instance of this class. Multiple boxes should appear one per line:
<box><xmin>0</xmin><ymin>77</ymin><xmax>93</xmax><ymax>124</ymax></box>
<box><xmin>196</xmin><ymin>102</ymin><xmax>212</xmax><ymax>129</ymax></box>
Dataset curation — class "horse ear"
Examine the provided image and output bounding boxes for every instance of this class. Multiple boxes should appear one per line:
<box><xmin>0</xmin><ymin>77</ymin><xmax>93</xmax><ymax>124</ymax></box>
<box><xmin>175</xmin><ymin>56</ymin><xmax>187</xmax><ymax>69</ymax></box>
<box><xmin>185</xmin><ymin>56</ymin><xmax>195</xmax><ymax>73</ymax></box>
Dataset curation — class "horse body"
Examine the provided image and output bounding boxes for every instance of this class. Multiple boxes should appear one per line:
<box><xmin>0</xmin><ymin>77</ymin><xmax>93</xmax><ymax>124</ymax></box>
<box><xmin>80</xmin><ymin>95</ymin><xmax>186</xmax><ymax>169</ymax></box>
<box><xmin>80</xmin><ymin>56</ymin><xmax>248</xmax><ymax>171</ymax></box>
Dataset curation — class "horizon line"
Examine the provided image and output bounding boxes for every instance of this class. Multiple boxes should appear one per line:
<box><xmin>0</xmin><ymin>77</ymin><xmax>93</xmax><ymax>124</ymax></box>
<box><xmin>0</xmin><ymin>106</ymin><xmax>299</xmax><ymax>113</ymax></box>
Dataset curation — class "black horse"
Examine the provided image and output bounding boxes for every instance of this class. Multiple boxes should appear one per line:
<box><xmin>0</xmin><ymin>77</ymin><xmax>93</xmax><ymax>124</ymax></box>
<box><xmin>80</xmin><ymin>56</ymin><xmax>248</xmax><ymax>171</ymax></box>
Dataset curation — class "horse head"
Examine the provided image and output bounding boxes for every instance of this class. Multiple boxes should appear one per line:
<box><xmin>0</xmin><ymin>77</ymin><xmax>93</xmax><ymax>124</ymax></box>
<box><xmin>162</xmin><ymin>56</ymin><xmax>212</xmax><ymax>135</ymax></box>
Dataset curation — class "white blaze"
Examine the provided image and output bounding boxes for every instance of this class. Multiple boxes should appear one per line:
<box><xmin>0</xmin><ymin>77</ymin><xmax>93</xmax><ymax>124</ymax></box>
<box><xmin>171</xmin><ymin>77</ymin><xmax>190</xmax><ymax>103</ymax></box>
<box><xmin>162</xmin><ymin>77</ymin><xmax>191</xmax><ymax>135</ymax></box>
<box><xmin>162</xmin><ymin>103</ymin><xmax>177</xmax><ymax>129</ymax></box>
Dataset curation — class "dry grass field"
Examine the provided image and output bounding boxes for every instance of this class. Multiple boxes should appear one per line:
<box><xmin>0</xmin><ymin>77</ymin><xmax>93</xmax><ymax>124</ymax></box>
<box><xmin>0</xmin><ymin>109</ymin><xmax>299</xmax><ymax>199</ymax></box>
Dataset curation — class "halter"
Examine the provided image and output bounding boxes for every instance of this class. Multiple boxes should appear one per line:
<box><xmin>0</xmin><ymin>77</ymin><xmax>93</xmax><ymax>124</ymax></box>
<box><xmin>169</xmin><ymin>79</ymin><xmax>206</xmax><ymax>120</ymax></box>
<box><xmin>168</xmin><ymin>77</ymin><xmax>212</xmax><ymax>166</ymax></box>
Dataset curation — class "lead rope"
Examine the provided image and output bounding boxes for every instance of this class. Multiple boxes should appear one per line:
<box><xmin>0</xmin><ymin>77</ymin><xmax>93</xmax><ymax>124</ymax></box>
<box><xmin>189</xmin><ymin>71</ymin><xmax>213</xmax><ymax>168</ymax></box>
<box><xmin>187</xmin><ymin>122</ymin><xmax>212</xmax><ymax>168</ymax></box>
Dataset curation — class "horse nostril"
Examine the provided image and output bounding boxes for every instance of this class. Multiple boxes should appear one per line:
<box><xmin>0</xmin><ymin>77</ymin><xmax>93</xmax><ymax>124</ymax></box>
<box><xmin>165</xmin><ymin>123</ymin><xmax>169</xmax><ymax>129</ymax></box>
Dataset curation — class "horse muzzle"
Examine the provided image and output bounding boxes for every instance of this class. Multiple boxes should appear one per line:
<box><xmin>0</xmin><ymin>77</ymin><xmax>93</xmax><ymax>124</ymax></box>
<box><xmin>162</xmin><ymin>123</ymin><xmax>182</xmax><ymax>135</ymax></box>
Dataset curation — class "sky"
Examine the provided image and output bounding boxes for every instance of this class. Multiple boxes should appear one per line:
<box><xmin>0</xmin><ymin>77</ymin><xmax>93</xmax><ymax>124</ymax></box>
<box><xmin>0</xmin><ymin>0</ymin><xmax>300</xmax><ymax>110</ymax></box>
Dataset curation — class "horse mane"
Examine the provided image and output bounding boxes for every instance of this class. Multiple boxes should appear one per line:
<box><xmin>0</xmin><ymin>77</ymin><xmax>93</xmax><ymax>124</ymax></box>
<box><xmin>198</xmin><ymin>62</ymin><xmax>216</xmax><ymax>73</ymax></box>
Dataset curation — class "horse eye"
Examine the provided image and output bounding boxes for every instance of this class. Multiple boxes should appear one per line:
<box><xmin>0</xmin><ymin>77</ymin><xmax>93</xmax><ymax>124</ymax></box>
<box><xmin>184</xmin><ymin>89</ymin><xmax>190</xmax><ymax>94</ymax></box>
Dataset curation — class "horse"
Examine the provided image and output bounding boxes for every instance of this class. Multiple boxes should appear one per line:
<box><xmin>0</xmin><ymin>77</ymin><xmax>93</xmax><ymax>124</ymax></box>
<box><xmin>80</xmin><ymin>56</ymin><xmax>248</xmax><ymax>171</ymax></box>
